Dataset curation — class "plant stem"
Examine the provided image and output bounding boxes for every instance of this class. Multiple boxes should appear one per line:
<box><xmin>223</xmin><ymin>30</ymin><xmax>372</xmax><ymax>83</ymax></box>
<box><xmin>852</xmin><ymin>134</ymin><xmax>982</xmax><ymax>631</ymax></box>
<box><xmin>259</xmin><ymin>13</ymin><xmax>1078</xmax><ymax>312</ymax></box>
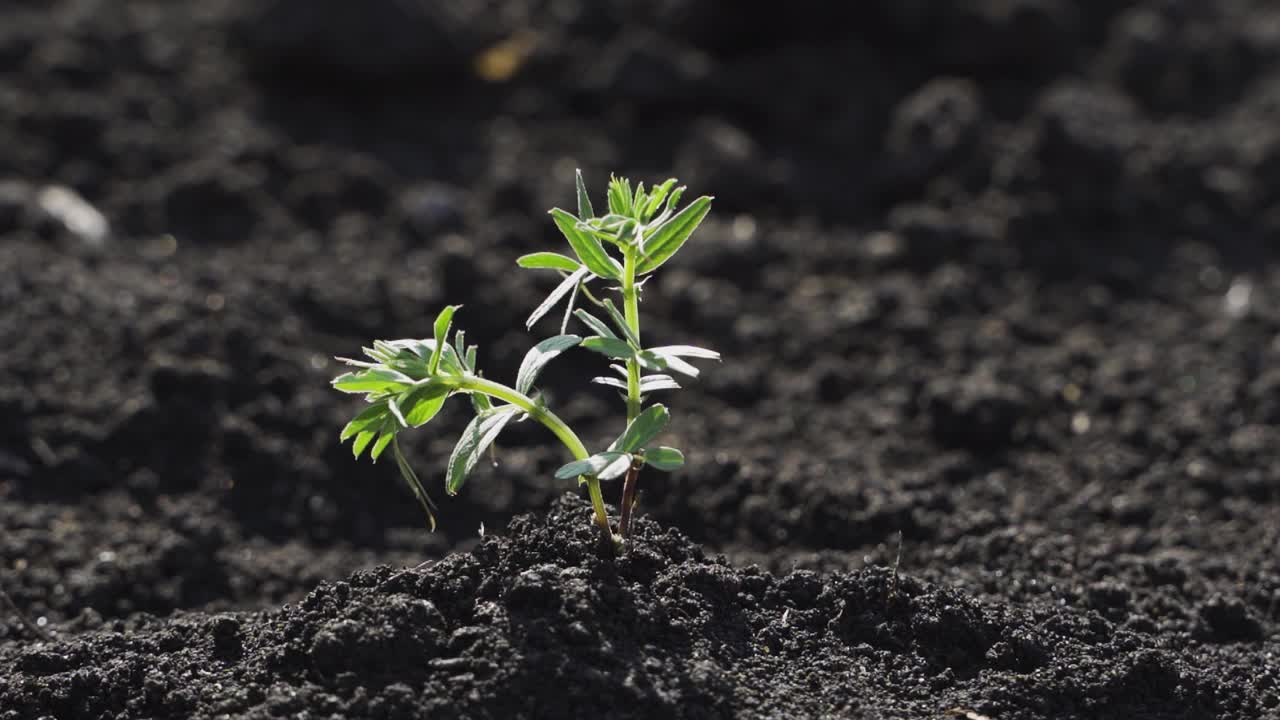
<box><xmin>451</xmin><ymin>376</ymin><xmax>612</xmax><ymax>541</ymax></box>
<box><xmin>622</xmin><ymin>249</ymin><xmax>643</xmax><ymax>423</ymax></box>
<box><xmin>617</xmin><ymin>457</ymin><xmax>642</xmax><ymax>539</ymax></box>
<box><xmin>620</xmin><ymin>247</ymin><xmax>644</xmax><ymax>540</ymax></box>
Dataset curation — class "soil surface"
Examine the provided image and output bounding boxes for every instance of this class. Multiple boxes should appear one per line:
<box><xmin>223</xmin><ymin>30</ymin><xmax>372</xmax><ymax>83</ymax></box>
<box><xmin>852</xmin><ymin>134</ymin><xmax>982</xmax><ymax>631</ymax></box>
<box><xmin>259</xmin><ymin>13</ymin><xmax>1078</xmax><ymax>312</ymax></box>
<box><xmin>2</xmin><ymin>1</ymin><xmax>1279</xmax><ymax>718</ymax></box>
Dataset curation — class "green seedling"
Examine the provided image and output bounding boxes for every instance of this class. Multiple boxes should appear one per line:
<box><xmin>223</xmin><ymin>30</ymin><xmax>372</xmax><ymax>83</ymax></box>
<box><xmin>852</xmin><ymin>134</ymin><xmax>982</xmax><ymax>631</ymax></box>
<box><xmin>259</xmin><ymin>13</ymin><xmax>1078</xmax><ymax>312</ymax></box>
<box><xmin>332</xmin><ymin>172</ymin><xmax>717</xmax><ymax>548</ymax></box>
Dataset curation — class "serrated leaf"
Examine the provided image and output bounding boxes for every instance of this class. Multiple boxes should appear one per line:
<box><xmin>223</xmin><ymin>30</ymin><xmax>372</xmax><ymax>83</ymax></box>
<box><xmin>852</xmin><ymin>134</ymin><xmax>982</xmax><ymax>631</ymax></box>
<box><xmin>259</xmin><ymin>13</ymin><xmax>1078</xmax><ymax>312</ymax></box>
<box><xmin>610</xmin><ymin>404</ymin><xmax>669</xmax><ymax>453</ymax></box>
<box><xmin>576</xmin><ymin>168</ymin><xmax>594</xmax><ymax>219</ymax></box>
<box><xmin>518</xmin><ymin>252</ymin><xmax>581</xmax><ymax>272</ymax></box>
<box><xmin>639</xmin><ymin>374</ymin><xmax>681</xmax><ymax>392</ymax></box>
<box><xmin>527</xmin><ymin>266</ymin><xmax>590</xmax><ymax>330</ymax></box>
<box><xmin>581</xmin><ymin>336</ymin><xmax>634</xmax><ymax>360</ymax></box>
<box><xmin>637</xmin><ymin>196</ymin><xmax>713</xmax><ymax>274</ymax></box>
<box><xmin>333</xmin><ymin>368</ymin><xmax>415</xmax><ymax>393</ymax></box>
<box><xmin>643</xmin><ymin>446</ymin><xmax>684</xmax><ymax>472</ymax></box>
<box><xmin>602</xmin><ymin>299</ymin><xmax>639</xmax><ymax>347</ymax></box>
<box><xmin>550</xmin><ymin>208</ymin><xmax>620</xmax><ymax>280</ymax></box>
<box><xmin>429</xmin><ymin>305</ymin><xmax>460</xmax><ymax>375</ymax></box>
<box><xmin>592</xmin><ymin>376</ymin><xmax>629</xmax><ymax>390</ymax></box>
<box><xmin>446</xmin><ymin>406</ymin><xmax>521</xmax><ymax>495</ymax></box>
<box><xmin>574</xmin><ymin>309</ymin><xmax>616</xmax><ymax>339</ymax></box>
<box><xmin>341</xmin><ymin>402</ymin><xmax>388</xmax><ymax>440</ymax></box>
<box><xmin>516</xmin><ymin>334</ymin><xmax>582</xmax><ymax>394</ymax></box>
<box><xmin>393</xmin><ymin>438</ymin><xmax>436</xmax><ymax>531</ymax></box>
<box><xmin>555</xmin><ymin>451</ymin><xmax>629</xmax><ymax>480</ymax></box>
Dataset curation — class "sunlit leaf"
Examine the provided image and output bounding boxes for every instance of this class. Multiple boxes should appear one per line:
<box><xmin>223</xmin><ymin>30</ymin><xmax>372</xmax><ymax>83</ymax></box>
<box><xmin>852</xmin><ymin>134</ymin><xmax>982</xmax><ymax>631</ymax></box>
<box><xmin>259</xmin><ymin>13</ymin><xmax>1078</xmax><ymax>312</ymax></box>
<box><xmin>518</xmin><ymin>252</ymin><xmax>581</xmax><ymax>272</ymax></box>
<box><xmin>516</xmin><ymin>334</ymin><xmax>582</xmax><ymax>394</ymax></box>
<box><xmin>574</xmin><ymin>309</ymin><xmax>616</xmax><ymax>339</ymax></box>
<box><xmin>637</xmin><ymin>196</ymin><xmax>713</xmax><ymax>274</ymax></box>
<box><xmin>341</xmin><ymin>402</ymin><xmax>388</xmax><ymax>440</ymax></box>
<box><xmin>550</xmin><ymin>208</ymin><xmax>620</xmax><ymax>280</ymax></box>
<box><xmin>609</xmin><ymin>404</ymin><xmax>669</xmax><ymax>453</ymax></box>
<box><xmin>592</xmin><ymin>376</ymin><xmax>628</xmax><ymax>390</ymax></box>
<box><xmin>639</xmin><ymin>374</ymin><xmax>681</xmax><ymax>393</ymax></box>
<box><xmin>332</xmin><ymin>368</ymin><xmax>415</xmax><ymax>393</ymax></box>
<box><xmin>644</xmin><ymin>446</ymin><xmax>684</xmax><ymax>472</ymax></box>
<box><xmin>429</xmin><ymin>305</ymin><xmax>460</xmax><ymax>375</ymax></box>
<box><xmin>555</xmin><ymin>451</ymin><xmax>629</xmax><ymax>480</ymax></box>
<box><xmin>446</xmin><ymin>406</ymin><xmax>522</xmax><ymax>495</ymax></box>
<box><xmin>576</xmin><ymin>168</ymin><xmax>594</xmax><ymax>219</ymax></box>
<box><xmin>581</xmin><ymin>336</ymin><xmax>634</xmax><ymax>360</ymax></box>
<box><xmin>527</xmin><ymin>266</ymin><xmax>590</xmax><ymax>329</ymax></box>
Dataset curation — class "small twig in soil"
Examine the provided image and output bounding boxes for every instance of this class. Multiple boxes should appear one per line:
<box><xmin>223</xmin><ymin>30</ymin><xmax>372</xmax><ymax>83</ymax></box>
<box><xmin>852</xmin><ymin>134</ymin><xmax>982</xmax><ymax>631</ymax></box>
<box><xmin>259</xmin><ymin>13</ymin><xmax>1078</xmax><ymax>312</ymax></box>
<box><xmin>888</xmin><ymin>531</ymin><xmax>904</xmax><ymax>602</ymax></box>
<box><xmin>1</xmin><ymin>585</ymin><xmax>51</xmax><ymax>642</ymax></box>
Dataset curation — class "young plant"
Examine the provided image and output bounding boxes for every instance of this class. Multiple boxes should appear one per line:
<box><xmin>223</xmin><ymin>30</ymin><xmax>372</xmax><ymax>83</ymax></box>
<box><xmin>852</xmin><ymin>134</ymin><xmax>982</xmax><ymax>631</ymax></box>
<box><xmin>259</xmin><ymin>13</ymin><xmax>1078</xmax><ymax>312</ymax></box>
<box><xmin>331</xmin><ymin>171</ymin><xmax>717</xmax><ymax>547</ymax></box>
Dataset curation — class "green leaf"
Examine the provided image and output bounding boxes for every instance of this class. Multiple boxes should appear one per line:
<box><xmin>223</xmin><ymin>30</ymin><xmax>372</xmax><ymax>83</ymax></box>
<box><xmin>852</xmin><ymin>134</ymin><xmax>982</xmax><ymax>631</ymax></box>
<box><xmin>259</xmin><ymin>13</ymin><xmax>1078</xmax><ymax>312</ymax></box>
<box><xmin>446</xmin><ymin>406</ymin><xmax>521</xmax><ymax>495</ymax></box>
<box><xmin>643</xmin><ymin>446</ymin><xmax>684</xmax><ymax>472</ymax></box>
<box><xmin>642</xmin><ymin>186</ymin><xmax>686</xmax><ymax>237</ymax></box>
<box><xmin>636</xmin><ymin>350</ymin><xmax>669</xmax><ymax>372</ymax></box>
<box><xmin>591</xmin><ymin>376</ymin><xmax>628</xmax><ymax>390</ymax></box>
<box><xmin>610</xmin><ymin>404</ymin><xmax>669</xmax><ymax>453</ymax></box>
<box><xmin>607</xmin><ymin>176</ymin><xmax>632</xmax><ymax>217</ymax></box>
<box><xmin>527</xmin><ymin>266</ymin><xmax>589</xmax><ymax>329</ymax></box>
<box><xmin>454</xmin><ymin>330</ymin><xmax>468</xmax><ymax>369</ymax></box>
<box><xmin>576</xmin><ymin>168</ymin><xmax>594</xmax><ymax>219</ymax></box>
<box><xmin>639</xmin><ymin>374</ymin><xmax>681</xmax><ymax>392</ymax></box>
<box><xmin>598</xmin><ymin>453</ymin><xmax>634</xmax><ymax>480</ymax></box>
<box><xmin>516</xmin><ymin>334</ymin><xmax>582</xmax><ymax>394</ymax></box>
<box><xmin>648</xmin><ymin>350</ymin><xmax>699</xmax><ymax>378</ymax></box>
<box><xmin>371</xmin><ymin>432</ymin><xmax>395</xmax><ymax>461</ymax></box>
<box><xmin>518</xmin><ymin>252</ymin><xmax>581</xmax><ymax>272</ymax></box>
<box><xmin>465</xmin><ymin>345</ymin><xmax>478</xmax><ymax>373</ymax></box>
<box><xmin>393</xmin><ymin>439</ymin><xmax>437</xmax><ymax>531</ymax></box>
<box><xmin>341</xmin><ymin>402</ymin><xmax>388</xmax><ymax>440</ymax></box>
<box><xmin>469</xmin><ymin>387</ymin><xmax>493</xmax><ymax>414</ymax></box>
<box><xmin>555</xmin><ymin>451</ymin><xmax>629</xmax><ymax>480</ymax></box>
<box><xmin>646</xmin><ymin>345</ymin><xmax>721</xmax><ymax>360</ymax></box>
<box><xmin>581</xmin><ymin>336</ymin><xmax>635</xmax><ymax>360</ymax></box>
<box><xmin>550</xmin><ymin>208</ymin><xmax>621</xmax><ymax>280</ymax></box>
<box><xmin>400</xmin><ymin>382</ymin><xmax>451</xmax><ymax>426</ymax></box>
<box><xmin>637</xmin><ymin>195</ymin><xmax>713</xmax><ymax>274</ymax></box>
<box><xmin>573</xmin><ymin>309</ymin><xmax>616</xmax><ymax>339</ymax></box>
<box><xmin>643</xmin><ymin>179</ymin><xmax>677</xmax><ymax>220</ymax></box>
<box><xmin>429</xmin><ymin>305</ymin><xmax>460</xmax><ymax>375</ymax></box>
<box><xmin>352</xmin><ymin>430</ymin><xmax>377</xmax><ymax>459</ymax></box>
<box><xmin>646</xmin><ymin>345</ymin><xmax>719</xmax><ymax>378</ymax></box>
<box><xmin>602</xmin><ymin>299</ymin><xmax>640</xmax><ymax>347</ymax></box>
<box><xmin>332</xmin><ymin>368</ymin><xmax>415</xmax><ymax>394</ymax></box>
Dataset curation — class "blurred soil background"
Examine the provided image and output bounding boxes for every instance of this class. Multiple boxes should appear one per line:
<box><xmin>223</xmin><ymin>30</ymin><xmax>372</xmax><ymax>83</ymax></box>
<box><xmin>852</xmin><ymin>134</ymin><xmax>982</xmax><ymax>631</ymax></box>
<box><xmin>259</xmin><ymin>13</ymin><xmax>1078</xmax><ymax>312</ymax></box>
<box><xmin>1</xmin><ymin>1</ymin><xmax>1279</xmax><ymax>717</ymax></box>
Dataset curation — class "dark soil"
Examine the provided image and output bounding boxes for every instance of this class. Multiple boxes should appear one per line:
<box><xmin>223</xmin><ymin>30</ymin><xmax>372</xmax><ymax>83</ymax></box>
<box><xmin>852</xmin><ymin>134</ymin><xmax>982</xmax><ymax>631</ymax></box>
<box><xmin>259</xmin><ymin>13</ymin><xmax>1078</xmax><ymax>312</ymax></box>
<box><xmin>1</xmin><ymin>1</ymin><xmax>1278</xmax><ymax>718</ymax></box>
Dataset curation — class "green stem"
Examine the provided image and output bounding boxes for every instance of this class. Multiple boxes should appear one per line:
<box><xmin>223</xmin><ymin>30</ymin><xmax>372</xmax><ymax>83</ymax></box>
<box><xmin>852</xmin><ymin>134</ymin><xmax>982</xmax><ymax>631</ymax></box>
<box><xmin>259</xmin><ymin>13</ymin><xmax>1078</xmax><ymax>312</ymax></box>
<box><xmin>620</xmin><ymin>248</ymin><xmax>644</xmax><ymax>542</ymax></box>
<box><xmin>622</xmin><ymin>249</ymin><xmax>643</xmax><ymax>423</ymax></box>
<box><xmin>451</xmin><ymin>376</ymin><xmax>612</xmax><ymax>539</ymax></box>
